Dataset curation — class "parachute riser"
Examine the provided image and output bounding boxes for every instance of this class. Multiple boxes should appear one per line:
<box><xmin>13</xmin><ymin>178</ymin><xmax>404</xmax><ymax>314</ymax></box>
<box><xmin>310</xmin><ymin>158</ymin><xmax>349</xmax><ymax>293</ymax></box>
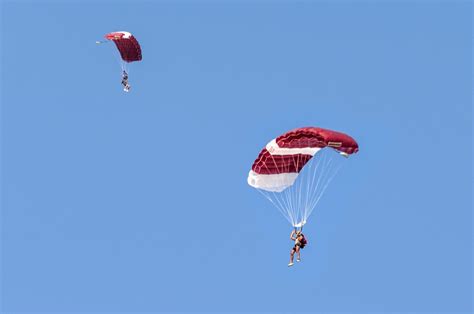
<box><xmin>293</xmin><ymin>224</ymin><xmax>304</xmax><ymax>234</ymax></box>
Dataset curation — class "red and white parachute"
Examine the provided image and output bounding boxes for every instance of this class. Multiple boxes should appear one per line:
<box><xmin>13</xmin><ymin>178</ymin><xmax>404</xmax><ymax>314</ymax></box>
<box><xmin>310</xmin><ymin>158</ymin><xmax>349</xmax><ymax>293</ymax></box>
<box><xmin>248</xmin><ymin>127</ymin><xmax>359</xmax><ymax>227</ymax></box>
<box><xmin>104</xmin><ymin>31</ymin><xmax>142</xmax><ymax>63</ymax></box>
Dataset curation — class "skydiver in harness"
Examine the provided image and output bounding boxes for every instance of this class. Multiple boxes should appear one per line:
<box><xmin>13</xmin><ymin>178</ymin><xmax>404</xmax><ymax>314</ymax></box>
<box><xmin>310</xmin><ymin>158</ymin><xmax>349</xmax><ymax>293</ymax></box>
<box><xmin>288</xmin><ymin>229</ymin><xmax>307</xmax><ymax>267</ymax></box>
<box><xmin>121</xmin><ymin>70</ymin><xmax>131</xmax><ymax>92</ymax></box>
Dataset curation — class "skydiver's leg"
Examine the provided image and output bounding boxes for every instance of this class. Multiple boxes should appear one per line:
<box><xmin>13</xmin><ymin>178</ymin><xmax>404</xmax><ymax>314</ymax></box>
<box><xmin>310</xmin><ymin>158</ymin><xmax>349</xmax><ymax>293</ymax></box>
<box><xmin>289</xmin><ymin>247</ymin><xmax>296</xmax><ymax>266</ymax></box>
<box><xmin>296</xmin><ymin>246</ymin><xmax>301</xmax><ymax>261</ymax></box>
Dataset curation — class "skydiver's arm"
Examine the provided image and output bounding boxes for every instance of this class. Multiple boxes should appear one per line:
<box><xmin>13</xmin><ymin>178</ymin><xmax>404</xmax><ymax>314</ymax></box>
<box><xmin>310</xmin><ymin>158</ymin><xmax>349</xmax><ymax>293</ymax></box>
<box><xmin>290</xmin><ymin>230</ymin><xmax>296</xmax><ymax>240</ymax></box>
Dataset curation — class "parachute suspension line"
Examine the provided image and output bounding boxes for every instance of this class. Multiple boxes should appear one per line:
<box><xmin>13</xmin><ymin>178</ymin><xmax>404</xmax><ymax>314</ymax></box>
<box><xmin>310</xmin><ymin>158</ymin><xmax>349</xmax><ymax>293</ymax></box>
<box><xmin>281</xmin><ymin>154</ymin><xmax>295</xmax><ymax>225</ymax></box>
<box><xmin>291</xmin><ymin>154</ymin><xmax>300</xmax><ymax>225</ymax></box>
<box><xmin>272</xmin><ymin>152</ymin><xmax>305</xmax><ymax>227</ymax></box>
<box><xmin>288</xmin><ymin>148</ymin><xmax>346</xmax><ymax>226</ymax></box>
<box><xmin>302</xmin><ymin>153</ymin><xmax>317</xmax><ymax>225</ymax></box>
<box><xmin>278</xmin><ymin>155</ymin><xmax>295</xmax><ymax>224</ymax></box>
<box><xmin>260</xmin><ymin>159</ymin><xmax>294</xmax><ymax>225</ymax></box>
<box><xmin>255</xmin><ymin>148</ymin><xmax>347</xmax><ymax>228</ymax></box>
<box><xmin>112</xmin><ymin>47</ymin><xmax>129</xmax><ymax>76</ymax></box>
<box><xmin>303</xmin><ymin>151</ymin><xmax>328</xmax><ymax>223</ymax></box>
<box><xmin>313</xmin><ymin>154</ymin><xmax>334</xmax><ymax>214</ymax></box>
<box><xmin>303</xmin><ymin>152</ymin><xmax>323</xmax><ymax>223</ymax></box>
<box><xmin>113</xmin><ymin>50</ymin><xmax>123</xmax><ymax>69</ymax></box>
<box><xmin>257</xmin><ymin>189</ymin><xmax>294</xmax><ymax>225</ymax></box>
<box><xmin>268</xmin><ymin>152</ymin><xmax>296</xmax><ymax>225</ymax></box>
<box><xmin>282</xmin><ymin>153</ymin><xmax>297</xmax><ymax>225</ymax></box>
<box><xmin>288</xmin><ymin>154</ymin><xmax>302</xmax><ymax>225</ymax></box>
<box><xmin>293</xmin><ymin>153</ymin><xmax>305</xmax><ymax>226</ymax></box>
<box><xmin>306</xmin><ymin>156</ymin><xmax>344</xmax><ymax>220</ymax></box>
<box><xmin>264</xmin><ymin>152</ymin><xmax>308</xmax><ymax>227</ymax></box>
<box><xmin>303</xmin><ymin>151</ymin><xmax>329</xmax><ymax>223</ymax></box>
<box><xmin>256</xmin><ymin>180</ymin><xmax>289</xmax><ymax>222</ymax></box>
<box><xmin>120</xmin><ymin>61</ymin><xmax>130</xmax><ymax>75</ymax></box>
<box><xmin>291</xmin><ymin>153</ymin><xmax>301</xmax><ymax>225</ymax></box>
<box><xmin>294</xmin><ymin>154</ymin><xmax>305</xmax><ymax>225</ymax></box>
<box><xmin>302</xmin><ymin>150</ymin><xmax>345</xmax><ymax>222</ymax></box>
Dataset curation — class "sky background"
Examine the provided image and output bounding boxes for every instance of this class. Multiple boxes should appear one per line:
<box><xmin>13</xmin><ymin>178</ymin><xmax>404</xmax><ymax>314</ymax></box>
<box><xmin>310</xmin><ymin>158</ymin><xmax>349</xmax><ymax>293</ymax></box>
<box><xmin>1</xmin><ymin>1</ymin><xmax>472</xmax><ymax>313</ymax></box>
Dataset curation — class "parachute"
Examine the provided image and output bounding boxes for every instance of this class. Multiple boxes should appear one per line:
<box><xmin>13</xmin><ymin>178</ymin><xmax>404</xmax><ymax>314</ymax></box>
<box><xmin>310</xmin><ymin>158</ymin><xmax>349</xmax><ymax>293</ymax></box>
<box><xmin>248</xmin><ymin>127</ymin><xmax>359</xmax><ymax>227</ymax></box>
<box><xmin>98</xmin><ymin>31</ymin><xmax>142</xmax><ymax>91</ymax></box>
<box><xmin>104</xmin><ymin>31</ymin><xmax>142</xmax><ymax>63</ymax></box>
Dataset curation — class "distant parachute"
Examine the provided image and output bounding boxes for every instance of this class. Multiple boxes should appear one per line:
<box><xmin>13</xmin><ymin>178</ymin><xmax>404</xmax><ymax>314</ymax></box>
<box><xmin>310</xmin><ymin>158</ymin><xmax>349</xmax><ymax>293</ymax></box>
<box><xmin>104</xmin><ymin>31</ymin><xmax>142</xmax><ymax>62</ymax></box>
<box><xmin>248</xmin><ymin>127</ymin><xmax>359</xmax><ymax>227</ymax></box>
<box><xmin>97</xmin><ymin>31</ymin><xmax>142</xmax><ymax>92</ymax></box>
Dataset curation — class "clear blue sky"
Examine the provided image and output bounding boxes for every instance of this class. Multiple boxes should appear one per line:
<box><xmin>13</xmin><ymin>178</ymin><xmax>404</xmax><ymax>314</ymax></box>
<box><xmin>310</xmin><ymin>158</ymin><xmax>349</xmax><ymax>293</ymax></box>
<box><xmin>1</xmin><ymin>1</ymin><xmax>472</xmax><ymax>313</ymax></box>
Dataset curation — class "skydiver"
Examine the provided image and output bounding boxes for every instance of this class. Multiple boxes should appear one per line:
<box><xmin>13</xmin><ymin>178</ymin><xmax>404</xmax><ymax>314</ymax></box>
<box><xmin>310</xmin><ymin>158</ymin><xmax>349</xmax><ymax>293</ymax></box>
<box><xmin>288</xmin><ymin>229</ymin><xmax>307</xmax><ymax>267</ymax></box>
<box><xmin>121</xmin><ymin>70</ymin><xmax>131</xmax><ymax>92</ymax></box>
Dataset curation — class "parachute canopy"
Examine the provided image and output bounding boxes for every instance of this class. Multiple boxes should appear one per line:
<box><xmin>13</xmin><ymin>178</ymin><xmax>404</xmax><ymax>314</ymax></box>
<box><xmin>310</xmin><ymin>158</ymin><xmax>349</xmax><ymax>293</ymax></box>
<box><xmin>248</xmin><ymin>127</ymin><xmax>359</xmax><ymax>227</ymax></box>
<box><xmin>104</xmin><ymin>31</ymin><xmax>142</xmax><ymax>63</ymax></box>
<box><xmin>248</xmin><ymin>127</ymin><xmax>358</xmax><ymax>192</ymax></box>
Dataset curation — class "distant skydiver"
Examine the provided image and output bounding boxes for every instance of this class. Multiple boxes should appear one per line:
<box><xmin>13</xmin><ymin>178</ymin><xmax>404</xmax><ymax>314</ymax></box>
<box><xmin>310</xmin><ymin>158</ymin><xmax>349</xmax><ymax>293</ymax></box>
<box><xmin>121</xmin><ymin>70</ymin><xmax>131</xmax><ymax>92</ymax></box>
<box><xmin>288</xmin><ymin>229</ymin><xmax>307</xmax><ymax>267</ymax></box>
<box><xmin>99</xmin><ymin>31</ymin><xmax>142</xmax><ymax>92</ymax></box>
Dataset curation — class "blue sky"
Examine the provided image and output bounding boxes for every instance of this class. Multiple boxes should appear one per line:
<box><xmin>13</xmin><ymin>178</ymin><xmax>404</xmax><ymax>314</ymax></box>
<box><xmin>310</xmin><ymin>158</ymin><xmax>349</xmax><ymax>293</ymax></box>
<box><xmin>1</xmin><ymin>1</ymin><xmax>472</xmax><ymax>313</ymax></box>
